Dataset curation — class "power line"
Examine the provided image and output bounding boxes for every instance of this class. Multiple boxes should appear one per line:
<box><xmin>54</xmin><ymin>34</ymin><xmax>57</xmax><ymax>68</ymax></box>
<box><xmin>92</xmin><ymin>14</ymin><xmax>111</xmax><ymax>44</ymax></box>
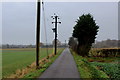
<box><xmin>42</xmin><ymin>1</ymin><xmax>49</xmax><ymax>58</ymax></box>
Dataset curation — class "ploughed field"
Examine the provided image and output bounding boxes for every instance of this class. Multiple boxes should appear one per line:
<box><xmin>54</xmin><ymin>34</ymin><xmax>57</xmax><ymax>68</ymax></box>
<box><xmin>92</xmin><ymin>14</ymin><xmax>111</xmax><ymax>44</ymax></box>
<box><xmin>2</xmin><ymin>48</ymin><xmax>62</xmax><ymax>77</ymax></box>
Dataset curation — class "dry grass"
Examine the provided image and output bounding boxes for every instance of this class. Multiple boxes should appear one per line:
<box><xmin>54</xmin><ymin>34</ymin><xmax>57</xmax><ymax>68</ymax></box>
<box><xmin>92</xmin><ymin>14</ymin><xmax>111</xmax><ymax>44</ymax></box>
<box><xmin>88</xmin><ymin>59</ymin><xmax>94</xmax><ymax>62</ymax></box>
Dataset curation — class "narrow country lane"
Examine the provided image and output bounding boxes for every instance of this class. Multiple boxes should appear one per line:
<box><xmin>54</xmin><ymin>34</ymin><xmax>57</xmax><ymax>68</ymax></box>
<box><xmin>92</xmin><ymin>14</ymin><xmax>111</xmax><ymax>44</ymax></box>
<box><xmin>39</xmin><ymin>48</ymin><xmax>80</xmax><ymax>78</ymax></box>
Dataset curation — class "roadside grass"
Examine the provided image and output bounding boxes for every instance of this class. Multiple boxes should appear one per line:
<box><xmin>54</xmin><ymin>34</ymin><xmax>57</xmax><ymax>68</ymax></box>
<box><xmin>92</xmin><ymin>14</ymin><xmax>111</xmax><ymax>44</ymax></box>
<box><xmin>0</xmin><ymin>51</ymin><xmax>2</xmax><ymax>79</ymax></box>
<box><xmin>2</xmin><ymin>48</ymin><xmax>63</xmax><ymax>78</ymax></box>
<box><xmin>70</xmin><ymin>49</ymin><xmax>109</xmax><ymax>79</ymax></box>
<box><xmin>74</xmin><ymin>55</ymin><xmax>92</xmax><ymax>78</ymax></box>
<box><xmin>23</xmin><ymin>48</ymin><xmax>64</xmax><ymax>78</ymax></box>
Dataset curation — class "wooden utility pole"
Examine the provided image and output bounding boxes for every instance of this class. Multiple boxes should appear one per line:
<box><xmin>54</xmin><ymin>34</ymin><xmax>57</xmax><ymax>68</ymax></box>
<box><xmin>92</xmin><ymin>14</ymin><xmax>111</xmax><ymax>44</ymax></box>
<box><xmin>36</xmin><ymin>0</ymin><xmax>40</xmax><ymax>69</ymax></box>
<box><xmin>65</xmin><ymin>40</ymin><xmax>66</xmax><ymax>47</ymax></box>
<box><xmin>52</xmin><ymin>14</ymin><xmax>61</xmax><ymax>55</ymax></box>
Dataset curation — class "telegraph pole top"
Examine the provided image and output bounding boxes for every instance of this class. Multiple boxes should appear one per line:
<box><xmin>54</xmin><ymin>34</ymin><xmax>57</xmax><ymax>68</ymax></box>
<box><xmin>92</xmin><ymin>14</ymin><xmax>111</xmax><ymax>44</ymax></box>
<box><xmin>51</xmin><ymin>14</ymin><xmax>61</xmax><ymax>55</ymax></box>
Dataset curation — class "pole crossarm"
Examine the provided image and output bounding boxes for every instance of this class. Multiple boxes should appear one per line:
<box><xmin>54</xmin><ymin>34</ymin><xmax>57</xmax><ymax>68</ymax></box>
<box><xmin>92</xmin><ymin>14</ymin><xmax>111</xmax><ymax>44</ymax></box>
<box><xmin>52</xmin><ymin>22</ymin><xmax>61</xmax><ymax>24</ymax></box>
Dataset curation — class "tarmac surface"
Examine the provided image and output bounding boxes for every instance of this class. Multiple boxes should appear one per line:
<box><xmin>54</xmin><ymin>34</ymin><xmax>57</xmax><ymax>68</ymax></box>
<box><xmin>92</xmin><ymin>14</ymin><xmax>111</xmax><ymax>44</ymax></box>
<box><xmin>39</xmin><ymin>48</ymin><xmax>80</xmax><ymax>78</ymax></box>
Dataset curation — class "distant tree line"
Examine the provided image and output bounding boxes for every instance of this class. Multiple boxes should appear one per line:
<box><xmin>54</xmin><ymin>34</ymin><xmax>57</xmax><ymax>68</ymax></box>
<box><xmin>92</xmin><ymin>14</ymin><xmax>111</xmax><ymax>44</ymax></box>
<box><xmin>2</xmin><ymin>40</ymin><xmax>67</xmax><ymax>49</ymax></box>
<box><xmin>92</xmin><ymin>39</ymin><xmax>120</xmax><ymax>48</ymax></box>
<box><xmin>2</xmin><ymin>44</ymin><xmax>36</xmax><ymax>49</ymax></box>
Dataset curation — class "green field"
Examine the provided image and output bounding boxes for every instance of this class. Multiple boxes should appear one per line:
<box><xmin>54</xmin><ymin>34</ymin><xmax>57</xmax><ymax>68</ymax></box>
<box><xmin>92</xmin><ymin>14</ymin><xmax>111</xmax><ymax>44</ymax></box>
<box><xmin>2</xmin><ymin>48</ymin><xmax>62</xmax><ymax>78</ymax></box>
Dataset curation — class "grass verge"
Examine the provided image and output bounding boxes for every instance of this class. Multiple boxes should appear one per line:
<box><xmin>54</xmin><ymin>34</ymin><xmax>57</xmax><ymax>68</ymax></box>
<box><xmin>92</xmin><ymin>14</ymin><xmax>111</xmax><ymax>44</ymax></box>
<box><xmin>70</xmin><ymin>49</ymin><xmax>109</xmax><ymax>79</ymax></box>
<box><xmin>23</xmin><ymin>48</ymin><xmax>64</xmax><ymax>78</ymax></box>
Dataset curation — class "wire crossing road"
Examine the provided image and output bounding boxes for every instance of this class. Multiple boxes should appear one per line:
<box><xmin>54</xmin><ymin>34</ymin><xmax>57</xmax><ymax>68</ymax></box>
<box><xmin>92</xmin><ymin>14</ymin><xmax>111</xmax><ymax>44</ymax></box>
<box><xmin>39</xmin><ymin>48</ymin><xmax>80</xmax><ymax>78</ymax></box>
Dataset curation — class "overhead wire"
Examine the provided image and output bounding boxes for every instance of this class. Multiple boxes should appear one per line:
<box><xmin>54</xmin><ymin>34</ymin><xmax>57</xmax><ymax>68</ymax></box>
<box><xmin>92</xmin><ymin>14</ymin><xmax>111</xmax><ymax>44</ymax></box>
<box><xmin>42</xmin><ymin>1</ymin><xmax>49</xmax><ymax>58</ymax></box>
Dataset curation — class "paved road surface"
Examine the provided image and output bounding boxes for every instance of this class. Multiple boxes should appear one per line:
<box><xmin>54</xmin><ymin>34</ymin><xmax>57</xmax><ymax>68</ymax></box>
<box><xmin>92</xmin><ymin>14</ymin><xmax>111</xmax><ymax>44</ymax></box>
<box><xmin>39</xmin><ymin>48</ymin><xmax>80</xmax><ymax>78</ymax></box>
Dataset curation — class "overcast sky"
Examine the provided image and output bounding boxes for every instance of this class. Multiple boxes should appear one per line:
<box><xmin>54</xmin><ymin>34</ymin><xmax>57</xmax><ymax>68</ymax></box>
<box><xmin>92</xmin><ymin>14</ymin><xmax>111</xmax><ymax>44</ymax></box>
<box><xmin>2</xmin><ymin>2</ymin><xmax>118</xmax><ymax>45</ymax></box>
